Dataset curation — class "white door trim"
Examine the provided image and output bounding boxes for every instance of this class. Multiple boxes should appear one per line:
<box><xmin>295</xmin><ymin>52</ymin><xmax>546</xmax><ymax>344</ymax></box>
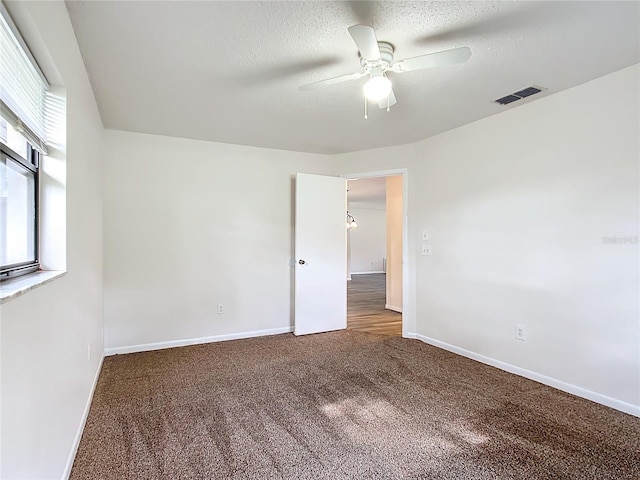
<box><xmin>341</xmin><ymin>168</ymin><xmax>413</xmax><ymax>338</ymax></box>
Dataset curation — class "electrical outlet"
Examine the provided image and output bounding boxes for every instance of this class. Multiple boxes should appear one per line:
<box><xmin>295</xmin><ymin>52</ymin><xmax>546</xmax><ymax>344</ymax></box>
<box><xmin>217</xmin><ymin>304</ymin><xmax>224</xmax><ymax>315</ymax></box>
<box><xmin>515</xmin><ymin>324</ymin><xmax>526</xmax><ymax>341</ymax></box>
<box><xmin>421</xmin><ymin>244</ymin><xmax>432</xmax><ymax>256</ymax></box>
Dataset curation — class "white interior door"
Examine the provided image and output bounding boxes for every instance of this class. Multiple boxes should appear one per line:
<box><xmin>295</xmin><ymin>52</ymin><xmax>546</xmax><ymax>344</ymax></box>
<box><xmin>294</xmin><ymin>173</ymin><xmax>347</xmax><ymax>336</ymax></box>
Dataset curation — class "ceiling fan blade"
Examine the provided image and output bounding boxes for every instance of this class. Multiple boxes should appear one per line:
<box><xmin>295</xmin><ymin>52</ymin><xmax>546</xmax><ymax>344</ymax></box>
<box><xmin>378</xmin><ymin>88</ymin><xmax>397</xmax><ymax>109</ymax></box>
<box><xmin>393</xmin><ymin>46</ymin><xmax>471</xmax><ymax>73</ymax></box>
<box><xmin>299</xmin><ymin>71</ymin><xmax>366</xmax><ymax>91</ymax></box>
<box><xmin>348</xmin><ymin>24</ymin><xmax>381</xmax><ymax>60</ymax></box>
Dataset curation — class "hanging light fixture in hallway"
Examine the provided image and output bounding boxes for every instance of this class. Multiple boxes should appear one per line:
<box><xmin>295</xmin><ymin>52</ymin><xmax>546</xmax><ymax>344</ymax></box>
<box><xmin>347</xmin><ymin>211</ymin><xmax>359</xmax><ymax>229</ymax></box>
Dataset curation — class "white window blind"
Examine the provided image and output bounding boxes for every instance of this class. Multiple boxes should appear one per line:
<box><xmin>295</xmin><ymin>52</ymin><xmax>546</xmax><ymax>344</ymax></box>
<box><xmin>0</xmin><ymin>4</ymin><xmax>49</xmax><ymax>154</ymax></box>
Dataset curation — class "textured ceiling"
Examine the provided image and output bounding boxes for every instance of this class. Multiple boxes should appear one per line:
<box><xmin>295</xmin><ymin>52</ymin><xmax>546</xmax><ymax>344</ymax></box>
<box><xmin>65</xmin><ymin>1</ymin><xmax>640</xmax><ymax>155</ymax></box>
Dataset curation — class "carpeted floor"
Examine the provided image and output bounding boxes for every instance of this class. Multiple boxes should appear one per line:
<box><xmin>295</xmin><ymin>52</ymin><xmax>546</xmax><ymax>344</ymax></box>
<box><xmin>71</xmin><ymin>331</ymin><xmax>640</xmax><ymax>479</ymax></box>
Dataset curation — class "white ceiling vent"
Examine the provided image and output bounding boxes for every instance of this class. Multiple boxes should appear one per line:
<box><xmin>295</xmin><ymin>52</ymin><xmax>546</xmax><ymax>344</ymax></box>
<box><xmin>494</xmin><ymin>86</ymin><xmax>545</xmax><ymax>105</ymax></box>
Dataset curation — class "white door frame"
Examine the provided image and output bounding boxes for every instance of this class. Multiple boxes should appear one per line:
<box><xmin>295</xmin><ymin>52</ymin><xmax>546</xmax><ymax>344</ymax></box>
<box><xmin>340</xmin><ymin>168</ymin><xmax>414</xmax><ymax>338</ymax></box>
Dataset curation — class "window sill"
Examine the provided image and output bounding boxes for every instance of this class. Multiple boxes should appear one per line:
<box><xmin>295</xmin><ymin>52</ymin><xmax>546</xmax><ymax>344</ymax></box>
<box><xmin>0</xmin><ymin>270</ymin><xmax>67</xmax><ymax>304</ymax></box>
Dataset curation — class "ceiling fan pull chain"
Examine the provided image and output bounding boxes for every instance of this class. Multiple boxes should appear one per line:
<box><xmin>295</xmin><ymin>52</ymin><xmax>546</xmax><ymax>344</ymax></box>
<box><xmin>387</xmin><ymin>94</ymin><xmax>390</xmax><ymax>112</ymax></box>
<box><xmin>364</xmin><ymin>96</ymin><xmax>368</xmax><ymax>119</ymax></box>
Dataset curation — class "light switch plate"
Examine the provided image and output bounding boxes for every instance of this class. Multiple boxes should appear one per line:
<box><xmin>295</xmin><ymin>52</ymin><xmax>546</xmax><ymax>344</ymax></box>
<box><xmin>422</xmin><ymin>230</ymin><xmax>429</xmax><ymax>241</ymax></box>
<box><xmin>422</xmin><ymin>244</ymin><xmax>432</xmax><ymax>256</ymax></box>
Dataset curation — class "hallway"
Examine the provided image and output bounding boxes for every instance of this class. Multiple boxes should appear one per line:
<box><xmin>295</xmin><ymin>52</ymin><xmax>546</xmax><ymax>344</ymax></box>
<box><xmin>347</xmin><ymin>273</ymin><xmax>402</xmax><ymax>336</ymax></box>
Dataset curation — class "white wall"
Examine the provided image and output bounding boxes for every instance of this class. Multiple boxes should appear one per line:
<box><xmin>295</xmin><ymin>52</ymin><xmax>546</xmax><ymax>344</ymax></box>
<box><xmin>0</xmin><ymin>2</ymin><xmax>104</xmax><ymax>478</ymax></box>
<box><xmin>348</xmin><ymin>207</ymin><xmax>386</xmax><ymax>274</ymax></box>
<box><xmin>386</xmin><ymin>176</ymin><xmax>403</xmax><ymax>312</ymax></box>
<box><xmin>332</xmin><ymin>65</ymin><xmax>640</xmax><ymax>415</ymax></box>
<box><xmin>414</xmin><ymin>64</ymin><xmax>639</xmax><ymax>413</ymax></box>
<box><xmin>102</xmin><ymin>130</ymin><xmax>331</xmax><ymax>351</ymax></box>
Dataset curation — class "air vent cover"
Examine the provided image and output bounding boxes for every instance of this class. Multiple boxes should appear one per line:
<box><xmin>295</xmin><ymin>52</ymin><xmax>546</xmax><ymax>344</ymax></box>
<box><xmin>513</xmin><ymin>86</ymin><xmax>542</xmax><ymax>98</ymax></box>
<box><xmin>494</xmin><ymin>86</ymin><xmax>544</xmax><ymax>105</ymax></box>
<box><xmin>495</xmin><ymin>94</ymin><xmax>521</xmax><ymax>105</ymax></box>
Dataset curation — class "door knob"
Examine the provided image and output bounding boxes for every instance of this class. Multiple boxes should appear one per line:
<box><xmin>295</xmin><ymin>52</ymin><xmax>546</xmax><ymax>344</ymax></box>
<box><xmin>298</xmin><ymin>259</ymin><xmax>306</xmax><ymax>265</ymax></box>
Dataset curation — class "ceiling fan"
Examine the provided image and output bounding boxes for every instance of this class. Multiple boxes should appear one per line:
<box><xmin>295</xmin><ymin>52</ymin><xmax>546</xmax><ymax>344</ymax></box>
<box><xmin>299</xmin><ymin>25</ymin><xmax>471</xmax><ymax>115</ymax></box>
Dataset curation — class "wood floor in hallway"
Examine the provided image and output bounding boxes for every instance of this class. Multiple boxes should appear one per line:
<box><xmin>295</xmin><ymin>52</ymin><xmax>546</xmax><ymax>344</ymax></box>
<box><xmin>347</xmin><ymin>273</ymin><xmax>402</xmax><ymax>336</ymax></box>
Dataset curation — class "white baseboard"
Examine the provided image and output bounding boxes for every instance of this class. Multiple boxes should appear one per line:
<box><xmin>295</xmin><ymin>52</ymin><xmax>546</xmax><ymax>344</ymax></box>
<box><xmin>351</xmin><ymin>271</ymin><xmax>385</xmax><ymax>275</ymax></box>
<box><xmin>63</xmin><ymin>353</ymin><xmax>104</xmax><ymax>479</ymax></box>
<box><xmin>415</xmin><ymin>334</ymin><xmax>640</xmax><ymax>418</ymax></box>
<box><xmin>403</xmin><ymin>332</ymin><xmax>417</xmax><ymax>339</ymax></box>
<box><xmin>104</xmin><ymin>327</ymin><xmax>294</xmax><ymax>356</ymax></box>
<box><xmin>385</xmin><ymin>304</ymin><xmax>402</xmax><ymax>313</ymax></box>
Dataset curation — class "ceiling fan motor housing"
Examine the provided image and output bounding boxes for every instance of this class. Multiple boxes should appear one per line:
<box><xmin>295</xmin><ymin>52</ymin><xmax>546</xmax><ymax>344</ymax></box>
<box><xmin>360</xmin><ymin>41</ymin><xmax>395</xmax><ymax>74</ymax></box>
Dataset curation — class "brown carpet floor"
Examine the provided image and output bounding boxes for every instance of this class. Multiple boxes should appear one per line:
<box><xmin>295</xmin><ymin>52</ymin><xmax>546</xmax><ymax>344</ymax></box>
<box><xmin>71</xmin><ymin>331</ymin><xmax>640</xmax><ymax>479</ymax></box>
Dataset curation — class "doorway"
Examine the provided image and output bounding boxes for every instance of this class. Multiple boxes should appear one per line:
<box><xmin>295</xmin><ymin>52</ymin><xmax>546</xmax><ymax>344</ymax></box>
<box><xmin>343</xmin><ymin>172</ymin><xmax>404</xmax><ymax>336</ymax></box>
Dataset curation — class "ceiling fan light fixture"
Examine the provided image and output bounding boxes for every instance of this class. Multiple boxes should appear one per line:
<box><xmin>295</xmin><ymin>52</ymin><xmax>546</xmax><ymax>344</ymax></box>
<box><xmin>363</xmin><ymin>74</ymin><xmax>391</xmax><ymax>102</ymax></box>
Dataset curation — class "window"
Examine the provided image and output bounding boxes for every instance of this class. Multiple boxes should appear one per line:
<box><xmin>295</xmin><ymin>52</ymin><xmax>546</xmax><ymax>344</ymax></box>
<box><xmin>0</xmin><ymin>4</ymin><xmax>49</xmax><ymax>281</ymax></box>
<box><xmin>1</xmin><ymin>118</ymin><xmax>39</xmax><ymax>279</ymax></box>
